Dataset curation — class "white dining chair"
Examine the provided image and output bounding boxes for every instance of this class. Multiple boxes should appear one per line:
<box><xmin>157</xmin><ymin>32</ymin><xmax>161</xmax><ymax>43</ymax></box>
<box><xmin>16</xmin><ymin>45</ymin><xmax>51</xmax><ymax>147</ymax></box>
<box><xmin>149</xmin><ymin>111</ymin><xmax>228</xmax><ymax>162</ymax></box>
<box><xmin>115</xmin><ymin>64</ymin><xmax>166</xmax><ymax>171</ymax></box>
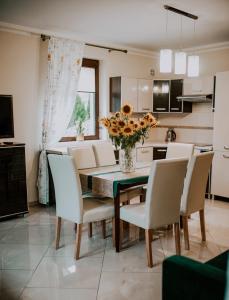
<box><xmin>180</xmin><ymin>151</ymin><xmax>214</xmax><ymax>250</ymax></box>
<box><xmin>120</xmin><ymin>158</ymin><xmax>188</xmax><ymax>267</ymax></box>
<box><xmin>166</xmin><ymin>142</ymin><xmax>194</xmax><ymax>161</ymax></box>
<box><xmin>93</xmin><ymin>141</ymin><xmax>116</xmax><ymax>167</ymax></box>
<box><xmin>68</xmin><ymin>146</ymin><xmax>108</xmax><ymax>237</ymax></box>
<box><xmin>68</xmin><ymin>145</ymin><xmax>96</xmax><ymax>169</ymax></box>
<box><xmin>48</xmin><ymin>154</ymin><xmax>114</xmax><ymax>260</ymax></box>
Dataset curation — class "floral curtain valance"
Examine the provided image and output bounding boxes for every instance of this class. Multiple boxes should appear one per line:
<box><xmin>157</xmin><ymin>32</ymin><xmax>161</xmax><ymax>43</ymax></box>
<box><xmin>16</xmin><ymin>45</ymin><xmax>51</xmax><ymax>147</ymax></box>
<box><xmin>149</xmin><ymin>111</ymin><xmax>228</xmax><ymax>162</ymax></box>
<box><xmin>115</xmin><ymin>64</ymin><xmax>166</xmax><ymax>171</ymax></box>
<box><xmin>38</xmin><ymin>37</ymin><xmax>84</xmax><ymax>204</ymax></box>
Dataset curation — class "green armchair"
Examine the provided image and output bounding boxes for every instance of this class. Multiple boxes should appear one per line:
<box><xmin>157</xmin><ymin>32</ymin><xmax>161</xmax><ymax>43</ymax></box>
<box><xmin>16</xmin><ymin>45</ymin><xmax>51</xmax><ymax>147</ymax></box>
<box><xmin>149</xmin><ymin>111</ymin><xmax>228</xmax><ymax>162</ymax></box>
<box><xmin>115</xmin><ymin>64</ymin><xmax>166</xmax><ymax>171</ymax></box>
<box><xmin>162</xmin><ymin>251</ymin><xmax>228</xmax><ymax>300</ymax></box>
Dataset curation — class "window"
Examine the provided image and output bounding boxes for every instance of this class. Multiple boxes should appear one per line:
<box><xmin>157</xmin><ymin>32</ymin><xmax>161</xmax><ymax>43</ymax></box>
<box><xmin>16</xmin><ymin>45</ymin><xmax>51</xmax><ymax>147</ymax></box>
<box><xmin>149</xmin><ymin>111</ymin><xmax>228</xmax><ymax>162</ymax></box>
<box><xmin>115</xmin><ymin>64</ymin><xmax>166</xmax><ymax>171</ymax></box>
<box><xmin>62</xmin><ymin>58</ymin><xmax>99</xmax><ymax>141</ymax></box>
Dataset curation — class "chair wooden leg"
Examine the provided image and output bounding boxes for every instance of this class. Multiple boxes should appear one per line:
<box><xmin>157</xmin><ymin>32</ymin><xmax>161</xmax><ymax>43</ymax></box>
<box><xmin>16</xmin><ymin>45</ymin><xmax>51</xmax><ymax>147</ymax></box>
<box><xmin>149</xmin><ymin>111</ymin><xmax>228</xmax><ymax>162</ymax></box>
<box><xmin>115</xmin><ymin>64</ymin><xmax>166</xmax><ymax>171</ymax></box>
<box><xmin>101</xmin><ymin>220</ymin><xmax>106</xmax><ymax>239</ymax></box>
<box><xmin>182</xmin><ymin>216</ymin><xmax>190</xmax><ymax>250</ymax></box>
<box><xmin>88</xmin><ymin>222</ymin><xmax>93</xmax><ymax>238</ymax></box>
<box><xmin>199</xmin><ymin>209</ymin><xmax>206</xmax><ymax>242</ymax></box>
<box><xmin>55</xmin><ymin>216</ymin><xmax>61</xmax><ymax>250</ymax></box>
<box><xmin>174</xmin><ymin>222</ymin><xmax>181</xmax><ymax>255</ymax></box>
<box><xmin>75</xmin><ymin>223</ymin><xmax>82</xmax><ymax>260</ymax></box>
<box><xmin>145</xmin><ymin>229</ymin><xmax>153</xmax><ymax>268</ymax></box>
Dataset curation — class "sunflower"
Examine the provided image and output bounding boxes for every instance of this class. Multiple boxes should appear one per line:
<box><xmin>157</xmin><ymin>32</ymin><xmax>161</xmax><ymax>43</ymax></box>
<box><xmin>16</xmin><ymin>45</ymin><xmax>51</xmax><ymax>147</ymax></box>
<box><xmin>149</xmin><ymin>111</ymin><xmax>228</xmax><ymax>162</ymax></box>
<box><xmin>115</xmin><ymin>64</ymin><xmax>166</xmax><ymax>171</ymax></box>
<box><xmin>139</xmin><ymin>119</ymin><xmax>147</xmax><ymax>128</ymax></box>
<box><xmin>118</xmin><ymin>120</ymin><xmax>126</xmax><ymax>128</ymax></box>
<box><xmin>133</xmin><ymin>122</ymin><xmax>140</xmax><ymax>131</ymax></box>
<box><xmin>111</xmin><ymin>120</ymin><xmax>118</xmax><ymax>127</ymax></box>
<box><xmin>121</xmin><ymin>104</ymin><xmax>133</xmax><ymax>116</ymax></box>
<box><xmin>128</xmin><ymin>119</ymin><xmax>135</xmax><ymax>126</ymax></box>
<box><xmin>108</xmin><ymin>126</ymin><xmax>119</xmax><ymax>137</ymax></box>
<box><xmin>100</xmin><ymin>118</ymin><xmax>110</xmax><ymax>128</ymax></box>
<box><xmin>115</xmin><ymin>112</ymin><xmax>121</xmax><ymax>118</ymax></box>
<box><xmin>122</xmin><ymin>125</ymin><xmax>134</xmax><ymax>136</ymax></box>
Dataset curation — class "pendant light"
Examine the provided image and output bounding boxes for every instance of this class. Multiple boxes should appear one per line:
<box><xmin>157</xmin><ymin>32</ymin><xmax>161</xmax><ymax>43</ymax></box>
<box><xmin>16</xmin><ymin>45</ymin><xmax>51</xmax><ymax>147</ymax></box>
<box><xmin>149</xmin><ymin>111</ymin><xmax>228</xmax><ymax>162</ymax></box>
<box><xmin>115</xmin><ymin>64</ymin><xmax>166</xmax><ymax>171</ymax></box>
<box><xmin>188</xmin><ymin>21</ymin><xmax>199</xmax><ymax>77</ymax></box>
<box><xmin>175</xmin><ymin>16</ymin><xmax>186</xmax><ymax>75</ymax></box>
<box><xmin>160</xmin><ymin>10</ymin><xmax>172</xmax><ymax>73</ymax></box>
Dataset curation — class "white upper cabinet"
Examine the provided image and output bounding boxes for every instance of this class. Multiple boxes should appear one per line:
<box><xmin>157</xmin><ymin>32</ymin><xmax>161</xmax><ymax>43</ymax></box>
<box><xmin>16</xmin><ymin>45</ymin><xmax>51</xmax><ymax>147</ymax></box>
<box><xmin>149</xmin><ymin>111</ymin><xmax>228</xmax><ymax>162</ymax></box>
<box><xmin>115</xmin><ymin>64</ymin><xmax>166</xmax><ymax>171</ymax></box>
<box><xmin>213</xmin><ymin>71</ymin><xmax>229</xmax><ymax>151</ymax></box>
<box><xmin>183</xmin><ymin>76</ymin><xmax>214</xmax><ymax>95</ymax></box>
<box><xmin>137</xmin><ymin>79</ymin><xmax>153</xmax><ymax>112</ymax></box>
<box><xmin>121</xmin><ymin>77</ymin><xmax>138</xmax><ymax>111</ymax></box>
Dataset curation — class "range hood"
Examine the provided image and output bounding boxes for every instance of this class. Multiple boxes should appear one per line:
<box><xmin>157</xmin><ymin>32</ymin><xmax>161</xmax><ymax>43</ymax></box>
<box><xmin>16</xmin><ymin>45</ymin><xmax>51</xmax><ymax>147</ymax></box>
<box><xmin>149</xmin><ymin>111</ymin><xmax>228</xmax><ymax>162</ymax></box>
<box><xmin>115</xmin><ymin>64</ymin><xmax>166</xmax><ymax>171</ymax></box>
<box><xmin>177</xmin><ymin>94</ymin><xmax>213</xmax><ymax>103</ymax></box>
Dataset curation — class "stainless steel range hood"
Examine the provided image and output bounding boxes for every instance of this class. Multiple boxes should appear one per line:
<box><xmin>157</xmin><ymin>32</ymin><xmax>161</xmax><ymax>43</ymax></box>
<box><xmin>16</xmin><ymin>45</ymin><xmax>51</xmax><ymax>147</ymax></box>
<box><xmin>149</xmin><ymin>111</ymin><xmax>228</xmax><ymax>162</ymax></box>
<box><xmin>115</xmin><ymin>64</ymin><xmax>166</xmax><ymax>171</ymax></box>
<box><xmin>177</xmin><ymin>94</ymin><xmax>213</xmax><ymax>103</ymax></box>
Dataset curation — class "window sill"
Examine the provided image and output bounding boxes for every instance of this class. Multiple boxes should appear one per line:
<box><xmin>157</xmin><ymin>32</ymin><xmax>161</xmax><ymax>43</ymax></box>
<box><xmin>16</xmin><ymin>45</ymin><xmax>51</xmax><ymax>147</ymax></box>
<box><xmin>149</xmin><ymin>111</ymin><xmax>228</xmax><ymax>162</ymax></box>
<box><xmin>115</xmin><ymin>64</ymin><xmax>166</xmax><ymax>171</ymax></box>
<box><xmin>46</xmin><ymin>139</ymin><xmax>106</xmax><ymax>155</ymax></box>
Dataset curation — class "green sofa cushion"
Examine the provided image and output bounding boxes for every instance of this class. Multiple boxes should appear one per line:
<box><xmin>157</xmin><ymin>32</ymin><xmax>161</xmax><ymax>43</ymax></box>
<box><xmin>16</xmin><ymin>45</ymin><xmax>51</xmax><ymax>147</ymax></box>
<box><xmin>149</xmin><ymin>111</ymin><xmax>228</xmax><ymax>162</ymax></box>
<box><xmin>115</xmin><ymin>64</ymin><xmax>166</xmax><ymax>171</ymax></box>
<box><xmin>206</xmin><ymin>250</ymin><xmax>229</xmax><ymax>272</ymax></box>
<box><xmin>163</xmin><ymin>255</ymin><xmax>226</xmax><ymax>300</ymax></box>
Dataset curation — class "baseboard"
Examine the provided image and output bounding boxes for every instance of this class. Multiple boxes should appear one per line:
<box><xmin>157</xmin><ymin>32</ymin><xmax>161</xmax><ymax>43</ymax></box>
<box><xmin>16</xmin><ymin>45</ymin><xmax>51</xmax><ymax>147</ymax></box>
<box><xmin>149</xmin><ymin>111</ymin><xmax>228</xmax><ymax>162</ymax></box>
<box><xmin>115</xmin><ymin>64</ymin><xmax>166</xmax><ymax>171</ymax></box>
<box><xmin>28</xmin><ymin>201</ymin><xmax>39</xmax><ymax>207</ymax></box>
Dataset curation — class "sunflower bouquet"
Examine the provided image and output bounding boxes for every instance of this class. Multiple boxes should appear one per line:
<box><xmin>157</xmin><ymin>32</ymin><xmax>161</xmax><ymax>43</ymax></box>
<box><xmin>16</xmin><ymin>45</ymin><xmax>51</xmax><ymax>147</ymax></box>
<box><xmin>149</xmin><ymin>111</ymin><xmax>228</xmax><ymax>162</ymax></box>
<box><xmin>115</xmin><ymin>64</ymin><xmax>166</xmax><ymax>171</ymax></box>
<box><xmin>100</xmin><ymin>104</ymin><xmax>158</xmax><ymax>172</ymax></box>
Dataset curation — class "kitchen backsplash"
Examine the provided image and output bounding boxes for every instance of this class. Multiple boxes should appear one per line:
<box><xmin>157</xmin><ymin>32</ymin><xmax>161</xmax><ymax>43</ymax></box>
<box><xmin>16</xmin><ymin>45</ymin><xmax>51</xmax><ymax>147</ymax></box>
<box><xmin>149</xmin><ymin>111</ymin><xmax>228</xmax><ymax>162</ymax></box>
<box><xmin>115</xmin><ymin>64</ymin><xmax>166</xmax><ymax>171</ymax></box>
<box><xmin>149</xmin><ymin>103</ymin><xmax>214</xmax><ymax>145</ymax></box>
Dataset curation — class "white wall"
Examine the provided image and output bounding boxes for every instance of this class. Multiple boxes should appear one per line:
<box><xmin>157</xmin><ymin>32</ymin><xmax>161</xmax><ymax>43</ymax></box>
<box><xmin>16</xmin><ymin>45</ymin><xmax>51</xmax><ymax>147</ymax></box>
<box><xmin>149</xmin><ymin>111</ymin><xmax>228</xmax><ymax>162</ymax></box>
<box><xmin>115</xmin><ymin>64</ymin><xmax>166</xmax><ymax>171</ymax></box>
<box><xmin>0</xmin><ymin>29</ymin><xmax>229</xmax><ymax>203</ymax></box>
<box><xmin>0</xmin><ymin>31</ymin><xmax>40</xmax><ymax>204</ymax></box>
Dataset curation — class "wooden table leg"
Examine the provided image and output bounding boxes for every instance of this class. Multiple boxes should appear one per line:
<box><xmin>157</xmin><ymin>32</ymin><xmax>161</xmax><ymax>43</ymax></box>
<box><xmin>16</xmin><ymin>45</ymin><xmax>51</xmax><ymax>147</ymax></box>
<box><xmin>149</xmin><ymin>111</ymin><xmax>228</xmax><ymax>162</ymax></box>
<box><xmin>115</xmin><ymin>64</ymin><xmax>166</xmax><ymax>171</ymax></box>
<box><xmin>115</xmin><ymin>184</ymin><xmax>121</xmax><ymax>252</ymax></box>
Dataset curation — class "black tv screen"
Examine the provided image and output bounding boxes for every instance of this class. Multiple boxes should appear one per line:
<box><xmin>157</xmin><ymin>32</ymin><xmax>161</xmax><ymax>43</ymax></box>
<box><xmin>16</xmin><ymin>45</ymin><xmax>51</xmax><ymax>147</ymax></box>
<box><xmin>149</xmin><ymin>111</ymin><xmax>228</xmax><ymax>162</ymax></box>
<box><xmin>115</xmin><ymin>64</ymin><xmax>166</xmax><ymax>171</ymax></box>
<box><xmin>0</xmin><ymin>95</ymin><xmax>14</xmax><ymax>139</ymax></box>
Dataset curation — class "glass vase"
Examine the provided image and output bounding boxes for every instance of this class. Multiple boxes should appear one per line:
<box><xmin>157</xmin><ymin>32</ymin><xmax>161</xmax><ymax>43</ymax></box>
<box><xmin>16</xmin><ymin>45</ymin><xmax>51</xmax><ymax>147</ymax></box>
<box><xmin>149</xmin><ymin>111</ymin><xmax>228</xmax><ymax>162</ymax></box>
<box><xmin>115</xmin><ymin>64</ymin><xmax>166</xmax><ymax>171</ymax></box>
<box><xmin>119</xmin><ymin>147</ymin><xmax>136</xmax><ymax>173</ymax></box>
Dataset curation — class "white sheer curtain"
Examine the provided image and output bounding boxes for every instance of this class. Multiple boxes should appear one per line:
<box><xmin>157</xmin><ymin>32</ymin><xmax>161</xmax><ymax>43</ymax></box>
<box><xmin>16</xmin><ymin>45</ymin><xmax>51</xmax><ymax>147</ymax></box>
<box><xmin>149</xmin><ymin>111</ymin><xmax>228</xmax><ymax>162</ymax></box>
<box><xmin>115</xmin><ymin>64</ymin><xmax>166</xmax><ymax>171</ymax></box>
<box><xmin>38</xmin><ymin>37</ymin><xmax>84</xmax><ymax>204</ymax></box>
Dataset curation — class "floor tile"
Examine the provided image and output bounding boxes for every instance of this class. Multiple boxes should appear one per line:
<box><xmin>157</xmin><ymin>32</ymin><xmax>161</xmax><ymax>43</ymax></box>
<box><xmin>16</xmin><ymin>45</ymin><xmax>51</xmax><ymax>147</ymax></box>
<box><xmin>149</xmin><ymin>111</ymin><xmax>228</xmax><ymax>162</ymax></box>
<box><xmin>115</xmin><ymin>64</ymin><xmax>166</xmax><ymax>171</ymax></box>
<box><xmin>0</xmin><ymin>270</ymin><xmax>33</xmax><ymax>300</ymax></box>
<box><xmin>97</xmin><ymin>272</ymin><xmax>162</xmax><ymax>300</ymax></box>
<box><xmin>46</xmin><ymin>234</ymin><xmax>106</xmax><ymax>258</ymax></box>
<box><xmin>0</xmin><ymin>225</ymin><xmax>55</xmax><ymax>245</ymax></box>
<box><xmin>0</xmin><ymin>244</ymin><xmax>48</xmax><ymax>270</ymax></box>
<box><xmin>104</xmin><ymin>238</ymin><xmax>163</xmax><ymax>273</ymax></box>
<box><xmin>20</xmin><ymin>287</ymin><xmax>97</xmax><ymax>300</ymax></box>
<box><xmin>27</xmin><ymin>256</ymin><xmax>103</xmax><ymax>289</ymax></box>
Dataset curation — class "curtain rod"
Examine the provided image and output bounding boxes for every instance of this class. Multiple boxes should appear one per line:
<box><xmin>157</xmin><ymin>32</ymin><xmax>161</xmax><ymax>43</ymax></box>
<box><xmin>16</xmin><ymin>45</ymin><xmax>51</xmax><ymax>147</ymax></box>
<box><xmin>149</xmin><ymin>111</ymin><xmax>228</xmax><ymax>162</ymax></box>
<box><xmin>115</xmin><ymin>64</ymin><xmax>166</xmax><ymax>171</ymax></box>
<box><xmin>164</xmin><ymin>5</ymin><xmax>198</xmax><ymax>20</ymax></box>
<box><xmin>40</xmin><ymin>34</ymin><xmax>128</xmax><ymax>53</ymax></box>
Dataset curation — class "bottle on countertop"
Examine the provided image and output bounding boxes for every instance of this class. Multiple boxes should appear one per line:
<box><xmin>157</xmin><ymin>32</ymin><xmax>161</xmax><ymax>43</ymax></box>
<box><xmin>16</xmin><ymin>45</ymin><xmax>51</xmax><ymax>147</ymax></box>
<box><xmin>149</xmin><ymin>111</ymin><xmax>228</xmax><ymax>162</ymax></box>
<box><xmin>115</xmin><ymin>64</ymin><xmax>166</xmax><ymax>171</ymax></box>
<box><xmin>165</xmin><ymin>128</ymin><xmax>176</xmax><ymax>142</ymax></box>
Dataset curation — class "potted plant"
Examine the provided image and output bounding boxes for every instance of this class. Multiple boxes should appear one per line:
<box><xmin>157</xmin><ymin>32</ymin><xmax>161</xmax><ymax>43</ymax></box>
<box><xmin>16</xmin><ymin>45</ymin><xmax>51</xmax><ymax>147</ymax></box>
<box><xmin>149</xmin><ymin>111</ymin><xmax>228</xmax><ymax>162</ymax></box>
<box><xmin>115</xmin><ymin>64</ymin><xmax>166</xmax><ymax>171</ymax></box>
<box><xmin>73</xmin><ymin>95</ymin><xmax>89</xmax><ymax>141</ymax></box>
<box><xmin>100</xmin><ymin>104</ymin><xmax>158</xmax><ymax>173</ymax></box>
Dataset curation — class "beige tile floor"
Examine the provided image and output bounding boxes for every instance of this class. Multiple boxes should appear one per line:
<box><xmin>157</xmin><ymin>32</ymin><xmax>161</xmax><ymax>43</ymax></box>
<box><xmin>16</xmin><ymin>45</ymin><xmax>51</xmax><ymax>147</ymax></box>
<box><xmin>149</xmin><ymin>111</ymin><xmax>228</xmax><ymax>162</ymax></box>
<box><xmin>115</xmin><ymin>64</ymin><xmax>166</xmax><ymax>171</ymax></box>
<box><xmin>0</xmin><ymin>199</ymin><xmax>228</xmax><ymax>300</ymax></box>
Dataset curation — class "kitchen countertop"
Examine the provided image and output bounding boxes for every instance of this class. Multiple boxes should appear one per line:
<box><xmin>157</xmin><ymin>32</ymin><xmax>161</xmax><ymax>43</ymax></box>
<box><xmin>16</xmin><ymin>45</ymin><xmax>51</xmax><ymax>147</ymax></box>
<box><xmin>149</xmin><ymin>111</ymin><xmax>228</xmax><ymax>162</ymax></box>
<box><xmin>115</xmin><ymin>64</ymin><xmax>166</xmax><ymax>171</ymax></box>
<box><xmin>47</xmin><ymin>140</ymin><xmax>213</xmax><ymax>154</ymax></box>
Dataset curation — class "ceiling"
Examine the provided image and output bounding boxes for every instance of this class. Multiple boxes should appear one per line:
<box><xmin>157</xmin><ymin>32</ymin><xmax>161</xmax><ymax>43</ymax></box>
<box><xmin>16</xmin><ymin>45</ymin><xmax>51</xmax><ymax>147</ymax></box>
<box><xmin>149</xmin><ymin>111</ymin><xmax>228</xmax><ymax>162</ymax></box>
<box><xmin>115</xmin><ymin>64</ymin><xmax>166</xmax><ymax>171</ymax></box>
<box><xmin>0</xmin><ymin>0</ymin><xmax>229</xmax><ymax>51</ymax></box>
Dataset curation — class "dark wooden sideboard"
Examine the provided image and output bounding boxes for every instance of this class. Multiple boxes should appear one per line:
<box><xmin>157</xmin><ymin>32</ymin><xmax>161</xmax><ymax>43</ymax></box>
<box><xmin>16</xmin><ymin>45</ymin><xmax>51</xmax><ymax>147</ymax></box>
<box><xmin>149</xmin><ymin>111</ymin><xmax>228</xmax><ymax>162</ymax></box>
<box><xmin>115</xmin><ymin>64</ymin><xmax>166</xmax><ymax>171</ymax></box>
<box><xmin>0</xmin><ymin>144</ymin><xmax>28</xmax><ymax>219</ymax></box>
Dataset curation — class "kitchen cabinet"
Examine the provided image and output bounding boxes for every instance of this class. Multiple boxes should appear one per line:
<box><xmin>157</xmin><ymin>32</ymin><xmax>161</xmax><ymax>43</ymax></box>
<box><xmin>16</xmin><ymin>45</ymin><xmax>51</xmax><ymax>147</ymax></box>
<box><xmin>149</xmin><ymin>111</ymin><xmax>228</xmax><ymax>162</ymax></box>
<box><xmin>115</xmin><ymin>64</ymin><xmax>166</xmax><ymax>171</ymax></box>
<box><xmin>153</xmin><ymin>80</ymin><xmax>170</xmax><ymax>112</ymax></box>
<box><xmin>110</xmin><ymin>76</ymin><xmax>153</xmax><ymax>113</ymax></box>
<box><xmin>211</xmin><ymin>71</ymin><xmax>229</xmax><ymax>198</ymax></box>
<box><xmin>137</xmin><ymin>79</ymin><xmax>153</xmax><ymax>112</ymax></box>
<box><xmin>153</xmin><ymin>79</ymin><xmax>192</xmax><ymax>113</ymax></box>
<box><xmin>0</xmin><ymin>145</ymin><xmax>28</xmax><ymax>219</ymax></box>
<box><xmin>211</xmin><ymin>151</ymin><xmax>229</xmax><ymax>198</ymax></box>
<box><xmin>136</xmin><ymin>147</ymin><xmax>153</xmax><ymax>162</ymax></box>
<box><xmin>153</xmin><ymin>147</ymin><xmax>167</xmax><ymax>160</ymax></box>
<box><xmin>183</xmin><ymin>76</ymin><xmax>214</xmax><ymax>95</ymax></box>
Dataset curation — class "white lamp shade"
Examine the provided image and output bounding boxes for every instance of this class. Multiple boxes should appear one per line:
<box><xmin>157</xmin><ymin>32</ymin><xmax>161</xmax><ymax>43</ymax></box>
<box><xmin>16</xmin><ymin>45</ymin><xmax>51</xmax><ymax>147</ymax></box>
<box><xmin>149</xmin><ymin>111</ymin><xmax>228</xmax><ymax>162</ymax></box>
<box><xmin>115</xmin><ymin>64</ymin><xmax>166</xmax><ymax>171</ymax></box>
<box><xmin>160</xmin><ymin>49</ymin><xmax>172</xmax><ymax>73</ymax></box>
<box><xmin>188</xmin><ymin>55</ymin><xmax>199</xmax><ymax>77</ymax></box>
<box><xmin>175</xmin><ymin>52</ymin><xmax>187</xmax><ymax>74</ymax></box>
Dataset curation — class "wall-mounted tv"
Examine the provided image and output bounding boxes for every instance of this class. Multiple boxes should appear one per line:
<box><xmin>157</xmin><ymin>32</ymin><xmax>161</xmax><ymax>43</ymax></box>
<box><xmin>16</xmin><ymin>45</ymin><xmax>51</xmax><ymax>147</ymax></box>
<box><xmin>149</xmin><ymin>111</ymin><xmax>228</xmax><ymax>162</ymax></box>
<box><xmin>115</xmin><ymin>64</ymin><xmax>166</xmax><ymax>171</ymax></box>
<box><xmin>0</xmin><ymin>95</ymin><xmax>14</xmax><ymax>139</ymax></box>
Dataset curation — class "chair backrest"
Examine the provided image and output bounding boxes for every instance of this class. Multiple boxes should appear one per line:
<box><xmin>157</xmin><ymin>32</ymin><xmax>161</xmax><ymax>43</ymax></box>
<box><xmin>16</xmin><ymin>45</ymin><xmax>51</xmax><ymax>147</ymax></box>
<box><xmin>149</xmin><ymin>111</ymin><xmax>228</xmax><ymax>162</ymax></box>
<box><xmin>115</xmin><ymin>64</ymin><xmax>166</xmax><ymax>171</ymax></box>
<box><xmin>68</xmin><ymin>146</ymin><xmax>96</xmax><ymax>169</ymax></box>
<box><xmin>48</xmin><ymin>154</ymin><xmax>83</xmax><ymax>224</ymax></box>
<box><xmin>145</xmin><ymin>158</ymin><xmax>188</xmax><ymax>229</ymax></box>
<box><xmin>180</xmin><ymin>151</ymin><xmax>214</xmax><ymax>215</ymax></box>
<box><xmin>93</xmin><ymin>141</ymin><xmax>116</xmax><ymax>167</ymax></box>
<box><xmin>166</xmin><ymin>143</ymin><xmax>194</xmax><ymax>161</ymax></box>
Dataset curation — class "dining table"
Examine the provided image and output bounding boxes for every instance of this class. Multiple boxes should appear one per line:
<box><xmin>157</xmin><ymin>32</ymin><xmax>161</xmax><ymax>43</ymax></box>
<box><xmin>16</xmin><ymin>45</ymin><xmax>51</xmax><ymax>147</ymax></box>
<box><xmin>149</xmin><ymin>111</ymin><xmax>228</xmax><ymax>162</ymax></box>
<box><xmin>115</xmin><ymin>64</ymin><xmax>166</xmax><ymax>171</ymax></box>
<box><xmin>79</xmin><ymin>162</ymin><xmax>151</xmax><ymax>252</ymax></box>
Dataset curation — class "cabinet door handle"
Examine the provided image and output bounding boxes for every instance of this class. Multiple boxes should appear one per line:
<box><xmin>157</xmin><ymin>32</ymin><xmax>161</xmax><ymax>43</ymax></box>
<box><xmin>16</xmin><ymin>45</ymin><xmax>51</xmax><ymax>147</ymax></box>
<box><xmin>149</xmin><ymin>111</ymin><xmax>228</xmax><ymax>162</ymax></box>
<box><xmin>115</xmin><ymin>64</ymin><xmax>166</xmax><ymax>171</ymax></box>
<box><xmin>156</xmin><ymin>108</ymin><xmax>166</xmax><ymax>111</ymax></box>
<box><xmin>157</xmin><ymin>149</ymin><xmax>167</xmax><ymax>152</ymax></box>
<box><xmin>141</xmin><ymin>150</ymin><xmax>150</xmax><ymax>153</ymax></box>
<box><xmin>142</xmin><ymin>108</ymin><xmax>150</xmax><ymax>111</ymax></box>
<box><xmin>224</xmin><ymin>146</ymin><xmax>229</xmax><ymax>150</ymax></box>
<box><xmin>170</xmin><ymin>108</ymin><xmax>179</xmax><ymax>111</ymax></box>
<box><xmin>223</xmin><ymin>154</ymin><xmax>229</xmax><ymax>159</ymax></box>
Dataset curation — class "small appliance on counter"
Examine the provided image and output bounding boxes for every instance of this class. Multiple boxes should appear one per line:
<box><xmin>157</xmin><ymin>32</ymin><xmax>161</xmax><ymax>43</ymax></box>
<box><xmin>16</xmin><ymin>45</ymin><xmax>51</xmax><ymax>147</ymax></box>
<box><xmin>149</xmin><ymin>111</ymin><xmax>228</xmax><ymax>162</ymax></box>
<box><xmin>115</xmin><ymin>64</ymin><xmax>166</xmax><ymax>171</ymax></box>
<box><xmin>165</xmin><ymin>128</ymin><xmax>176</xmax><ymax>142</ymax></box>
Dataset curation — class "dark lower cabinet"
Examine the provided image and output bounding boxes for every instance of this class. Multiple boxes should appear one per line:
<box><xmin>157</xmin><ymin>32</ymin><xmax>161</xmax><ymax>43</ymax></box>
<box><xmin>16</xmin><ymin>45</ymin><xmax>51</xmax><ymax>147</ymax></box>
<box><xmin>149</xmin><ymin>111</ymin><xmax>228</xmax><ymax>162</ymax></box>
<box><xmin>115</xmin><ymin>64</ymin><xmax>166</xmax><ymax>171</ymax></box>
<box><xmin>153</xmin><ymin>147</ymin><xmax>167</xmax><ymax>160</ymax></box>
<box><xmin>0</xmin><ymin>145</ymin><xmax>28</xmax><ymax>219</ymax></box>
